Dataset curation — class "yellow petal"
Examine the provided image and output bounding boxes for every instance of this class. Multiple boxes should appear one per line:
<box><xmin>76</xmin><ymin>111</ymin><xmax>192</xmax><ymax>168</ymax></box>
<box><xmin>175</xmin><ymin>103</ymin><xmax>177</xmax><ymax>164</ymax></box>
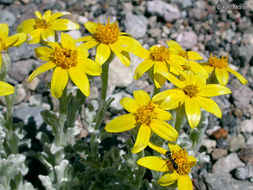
<box><xmin>84</xmin><ymin>21</ymin><xmax>97</xmax><ymax>34</ymax></box>
<box><xmin>75</xmin><ymin>35</ymin><xmax>94</xmax><ymax>43</ymax></box>
<box><xmin>198</xmin><ymin>84</ymin><xmax>231</xmax><ymax>97</ymax></box>
<box><xmin>158</xmin><ymin>71</ymin><xmax>185</xmax><ymax>88</ymax></box>
<box><xmin>158</xmin><ymin>171</ymin><xmax>179</xmax><ymax>186</ymax></box>
<box><xmin>49</xmin><ymin>12</ymin><xmax>71</xmax><ymax>22</ymax></box>
<box><xmin>198</xmin><ymin>96</ymin><xmax>222</xmax><ymax>118</ymax></box>
<box><xmin>150</xmin><ymin>119</ymin><xmax>178</xmax><ymax>141</ymax></box>
<box><xmin>134</xmin><ymin>60</ymin><xmax>154</xmax><ymax>80</ymax></box>
<box><xmin>16</xmin><ymin>19</ymin><xmax>35</xmax><ymax>34</ymax></box>
<box><xmin>189</xmin><ymin>61</ymin><xmax>208</xmax><ymax>79</ymax></box>
<box><xmin>110</xmin><ymin>43</ymin><xmax>130</xmax><ymax>67</ymax></box>
<box><xmin>69</xmin><ymin>65</ymin><xmax>90</xmax><ymax>96</ymax></box>
<box><xmin>215</xmin><ymin>68</ymin><xmax>229</xmax><ymax>85</ymax></box>
<box><xmin>152</xmin><ymin>89</ymin><xmax>179</xmax><ymax>102</ymax></box>
<box><xmin>168</xmin><ymin>143</ymin><xmax>182</xmax><ymax>153</ymax></box>
<box><xmin>187</xmin><ymin>155</ymin><xmax>197</xmax><ymax>166</ymax></box>
<box><xmin>133</xmin><ymin>90</ymin><xmax>151</xmax><ymax>107</ymax></box>
<box><xmin>51</xmin><ymin>19</ymin><xmax>80</xmax><ymax>31</ymax></box>
<box><xmin>35</xmin><ymin>11</ymin><xmax>42</xmax><ymax>19</ymax></box>
<box><xmin>76</xmin><ymin>46</ymin><xmax>89</xmax><ymax>58</ymax></box>
<box><xmin>137</xmin><ymin>156</ymin><xmax>168</xmax><ymax>172</ymax></box>
<box><xmin>0</xmin><ymin>23</ymin><xmax>9</xmax><ymax>38</ymax></box>
<box><xmin>187</xmin><ymin>51</ymin><xmax>203</xmax><ymax>60</ymax></box>
<box><xmin>0</xmin><ymin>54</ymin><xmax>2</xmax><ymax>68</ymax></box>
<box><xmin>227</xmin><ymin>67</ymin><xmax>248</xmax><ymax>85</ymax></box>
<box><xmin>202</xmin><ymin>65</ymin><xmax>214</xmax><ymax>73</ymax></box>
<box><xmin>148</xmin><ymin>142</ymin><xmax>167</xmax><ymax>155</ymax></box>
<box><xmin>61</xmin><ymin>33</ymin><xmax>76</xmax><ymax>49</ymax></box>
<box><xmin>155</xmin><ymin>108</ymin><xmax>172</xmax><ymax>120</ymax></box>
<box><xmin>120</xmin><ymin>97</ymin><xmax>138</xmax><ymax>113</ymax></box>
<box><xmin>41</xmin><ymin>29</ymin><xmax>55</xmax><ymax>42</ymax></box>
<box><xmin>27</xmin><ymin>29</ymin><xmax>42</xmax><ymax>44</ymax></box>
<box><xmin>78</xmin><ymin>40</ymin><xmax>99</xmax><ymax>49</ymax></box>
<box><xmin>185</xmin><ymin>98</ymin><xmax>201</xmax><ymax>128</ymax></box>
<box><xmin>35</xmin><ymin>47</ymin><xmax>52</xmax><ymax>61</ymax></box>
<box><xmin>124</xmin><ymin>45</ymin><xmax>150</xmax><ymax>59</ymax></box>
<box><xmin>118</xmin><ymin>36</ymin><xmax>141</xmax><ymax>47</ymax></box>
<box><xmin>11</xmin><ymin>33</ymin><xmax>27</xmax><ymax>47</ymax></box>
<box><xmin>29</xmin><ymin>61</ymin><xmax>56</xmax><ymax>82</ymax></box>
<box><xmin>78</xmin><ymin>58</ymin><xmax>102</xmax><ymax>76</ymax></box>
<box><xmin>51</xmin><ymin>67</ymin><xmax>69</xmax><ymax>98</ymax></box>
<box><xmin>95</xmin><ymin>43</ymin><xmax>111</xmax><ymax>65</ymax></box>
<box><xmin>4</xmin><ymin>35</ymin><xmax>18</xmax><ymax>48</ymax></box>
<box><xmin>131</xmin><ymin>125</ymin><xmax>151</xmax><ymax>153</ymax></box>
<box><xmin>167</xmin><ymin>40</ymin><xmax>183</xmax><ymax>51</ymax></box>
<box><xmin>0</xmin><ymin>81</ymin><xmax>14</xmax><ymax>96</ymax></box>
<box><xmin>43</xmin><ymin>10</ymin><xmax>52</xmax><ymax>21</ymax></box>
<box><xmin>105</xmin><ymin>114</ymin><xmax>136</xmax><ymax>132</ymax></box>
<box><xmin>154</xmin><ymin>62</ymin><xmax>168</xmax><ymax>88</ymax></box>
<box><xmin>178</xmin><ymin>175</ymin><xmax>193</xmax><ymax>190</ymax></box>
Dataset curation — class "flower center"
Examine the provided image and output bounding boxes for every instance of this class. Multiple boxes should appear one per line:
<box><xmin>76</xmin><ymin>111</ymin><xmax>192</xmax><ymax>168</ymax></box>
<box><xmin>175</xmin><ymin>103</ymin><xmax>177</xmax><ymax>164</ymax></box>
<box><xmin>134</xmin><ymin>102</ymin><xmax>156</xmax><ymax>126</ymax></box>
<box><xmin>35</xmin><ymin>19</ymin><xmax>50</xmax><ymax>29</ymax></box>
<box><xmin>183</xmin><ymin>85</ymin><xmax>198</xmax><ymax>98</ymax></box>
<box><xmin>94</xmin><ymin>20</ymin><xmax>119</xmax><ymax>44</ymax></box>
<box><xmin>51</xmin><ymin>47</ymin><xmax>78</xmax><ymax>69</ymax></box>
<box><xmin>0</xmin><ymin>38</ymin><xmax>7</xmax><ymax>51</ymax></box>
<box><xmin>208</xmin><ymin>55</ymin><xmax>228</xmax><ymax>69</ymax></box>
<box><xmin>166</xmin><ymin>149</ymin><xmax>195</xmax><ymax>175</ymax></box>
<box><xmin>150</xmin><ymin>46</ymin><xmax>170</xmax><ymax>62</ymax></box>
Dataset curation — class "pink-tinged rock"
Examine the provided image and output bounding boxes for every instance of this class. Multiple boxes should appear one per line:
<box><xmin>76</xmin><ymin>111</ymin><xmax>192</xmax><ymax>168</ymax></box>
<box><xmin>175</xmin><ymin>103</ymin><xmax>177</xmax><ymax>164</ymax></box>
<box><xmin>176</xmin><ymin>31</ymin><xmax>198</xmax><ymax>49</ymax></box>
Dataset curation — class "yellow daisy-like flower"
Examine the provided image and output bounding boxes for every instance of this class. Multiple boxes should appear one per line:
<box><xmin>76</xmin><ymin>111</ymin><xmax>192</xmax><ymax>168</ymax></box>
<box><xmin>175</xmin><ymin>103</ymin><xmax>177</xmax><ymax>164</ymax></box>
<box><xmin>167</xmin><ymin>40</ymin><xmax>208</xmax><ymax>79</ymax></box>
<box><xmin>17</xmin><ymin>10</ymin><xmax>80</xmax><ymax>44</ymax></box>
<box><xmin>132</xmin><ymin>44</ymin><xmax>186</xmax><ymax>88</ymax></box>
<box><xmin>153</xmin><ymin>73</ymin><xmax>231</xmax><ymax>128</ymax></box>
<box><xmin>105</xmin><ymin>90</ymin><xmax>178</xmax><ymax>153</ymax></box>
<box><xmin>28</xmin><ymin>33</ymin><xmax>102</xmax><ymax>98</ymax></box>
<box><xmin>203</xmin><ymin>54</ymin><xmax>248</xmax><ymax>85</ymax></box>
<box><xmin>0</xmin><ymin>23</ymin><xmax>26</xmax><ymax>67</ymax></box>
<box><xmin>75</xmin><ymin>18</ymin><xmax>140</xmax><ymax>66</ymax></box>
<box><xmin>0</xmin><ymin>81</ymin><xmax>14</xmax><ymax>96</ymax></box>
<box><xmin>137</xmin><ymin>143</ymin><xmax>196</xmax><ymax>190</ymax></box>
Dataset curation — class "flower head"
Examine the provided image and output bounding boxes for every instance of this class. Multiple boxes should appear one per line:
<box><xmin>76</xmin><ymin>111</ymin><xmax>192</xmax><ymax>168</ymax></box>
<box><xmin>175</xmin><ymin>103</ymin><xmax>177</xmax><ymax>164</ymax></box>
<box><xmin>75</xmin><ymin>18</ymin><xmax>140</xmax><ymax>66</ymax></box>
<box><xmin>137</xmin><ymin>143</ymin><xmax>196</xmax><ymax>190</ymax></box>
<box><xmin>28</xmin><ymin>33</ymin><xmax>102</xmax><ymax>98</ymax></box>
<box><xmin>0</xmin><ymin>81</ymin><xmax>14</xmax><ymax>96</ymax></box>
<box><xmin>17</xmin><ymin>10</ymin><xmax>79</xmax><ymax>44</ymax></box>
<box><xmin>105</xmin><ymin>90</ymin><xmax>178</xmax><ymax>153</ymax></box>
<box><xmin>153</xmin><ymin>73</ymin><xmax>231</xmax><ymax>128</ymax></box>
<box><xmin>0</xmin><ymin>23</ymin><xmax>26</xmax><ymax>67</ymax></box>
<box><xmin>203</xmin><ymin>54</ymin><xmax>248</xmax><ymax>85</ymax></box>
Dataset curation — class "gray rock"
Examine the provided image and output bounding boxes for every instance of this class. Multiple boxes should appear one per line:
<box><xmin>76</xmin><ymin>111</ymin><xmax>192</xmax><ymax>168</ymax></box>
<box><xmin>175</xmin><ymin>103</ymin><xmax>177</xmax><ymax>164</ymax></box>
<box><xmin>171</xmin><ymin>0</ymin><xmax>192</xmax><ymax>8</ymax></box>
<box><xmin>176</xmin><ymin>31</ymin><xmax>197</xmax><ymax>49</ymax></box>
<box><xmin>213</xmin><ymin>153</ymin><xmax>245</xmax><ymax>174</ymax></box>
<box><xmin>29</xmin><ymin>94</ymin><xmax>42</xmax><ymax>107</ymax></box>
<box><xmin>109</xmin><ymin>92</ymin><xmax>131</xmax><ymax>111</ymax></box>
<box><xmin>189</xmin><ymin>8</ymin><xmax>207</xmax><ymax>20</ymax></box>
<box><xmin>149</xmin><ymin>28</ymin><xmax>162</xmax><ymax>38</ymax></box>
<box><xmin>227</xmin><ymin>134</ymin><xmax>246</xmax><ymax>152</ymax></box>
<box><xmin>0</xmin><ymin>10</ymin><xmax>16</xmax><ymax>27</ymax></box>
<box><xmin>232</xmin><ymin>85</ymin><xmax>253</xmax><ymax>109</ymax></box>
<box><xmin>124</xmin><ymin>12</ymin><xmax>148</xmax><ymax>38</ymax></box>
<box><xmin>238</xmin><ymin>45</ymin><xmax>253</xmax><ymax>65</ymax></box>
<box><xmin>241</xmin><ymin>119</ymin><xmax>253</xmax><ymax>133</ymax></box>
<box><xmin>234</xmin><ymin>166</ymin><xmax>251</xmax><ymax>180</ymax></box>
<box><xmin>8</xmin><ymin>43</ymin><xmax>39</xmax><ymax>62</ymax></box>
<box><xmin>247</xmin><ymin>136</ymin><xmax>253</xmax><ymax>146</ymax></box>
<box><xmin>147</xmin><ymin>0</ymin><xmax>181</xmax><ymax>22</ymax></box>
<box><xmin>14</xmin><ymin>84</ymin><xmax>27</xmax><ymax>105</ymax></box>
<box><xmin>202</xmin><ymin>139</ymin><xmax>217</xmax><ymax>153</ymax></box>
<box><xmin>211</xmin><ymin>148</ymin><xmax>228</xmax><ymax>160</ymax></box>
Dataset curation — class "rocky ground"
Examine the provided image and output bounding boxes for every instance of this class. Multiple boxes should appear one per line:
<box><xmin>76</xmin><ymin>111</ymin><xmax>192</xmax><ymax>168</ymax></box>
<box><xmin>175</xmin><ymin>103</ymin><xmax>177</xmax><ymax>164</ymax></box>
<box><xmin>0</xmin><ymin>0</ymin><xmax>253</xmax><ymax>189</ymax></box>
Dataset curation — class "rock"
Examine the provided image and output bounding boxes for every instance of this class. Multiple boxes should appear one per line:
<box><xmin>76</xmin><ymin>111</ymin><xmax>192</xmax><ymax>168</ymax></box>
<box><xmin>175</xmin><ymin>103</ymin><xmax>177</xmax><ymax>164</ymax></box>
<box><xmin>238</xmin><ymin>45</ymin><xmax>253</xmax><ymax>65</ymax></box>
<box><xmin>171</xmin><ymin>0</ymin><xmax>192</xmax><ymax>8</ymax></box>
<box><xmin>247</xmin><ymin>136</ymin><xmax>253</xmax><ymax>146</ymax></box>
<box><xmin>232</xmin><ymin>85</ymin><xmax>253</xmax><ymax>109</ymax></box>
<box><xmin>241</xmin><ymin>119</ymin><xmax>253</xmax><ymax>133</ymax></box>
<box><xmin>109</xmin><ymin>91</ymin><xmax>131</xmax><ymax>111</ymax></box>
<box><xmin>204</xmin><ymin>172</ymin><xmax>253</xmax><ymax>190</ymax></box>
<box><xmin>124</xmin><ymin>12</ymin><xmax>148</xmax><ymax>38</ymax></box>
<box><xmin>0</xmin><ymin>10</ymin><xmax>16</xmax><ymax>27</ymax></box>
<box><xmin>176</xmin><ymin>31</ymin><xmax>197</xmax><ymax>49</ymax></box>
<box><xmin>146</xmin><ymin>0</ymin><xmax>181</xmax><ymax>22</ymax></box>
<box><xmin>8</xmin><ymin>59</ymin><xmax>38</xmax><ymax>82</ymax></box>
<box><xmin>211</xmin><ymin>148</ymin><xmax>228</xmax><ymax>160</ymax></box>
<box><xmin>238</xmin><ymin>148</ymin><xmax>253</xmax><ymax>164</ymax></box>
<box><xmin>201</xmin><ymin>139</ymin><xmax>216</xmax><ymax>153</ymax></box>
<box><xmin>0</xmin><ymin>0</ymin><xmax>15</xmax><ymax>4</ymax></box>
<box><xmin>189</xmin><ymin>8</ymin><xmax>207</xmax><ymax>20</ymax></box>
<box><xmin>66</xmin><ymin>30</ymin><xmax>82</xmax><ymax>40</ymax></box>
<box><xmin>211</xmin><ymin>128</ymin><xmax>228</xmax><ymax>139</ymax></box>
<box><xmin>14</xmin><ymin>84</ymin><xmax>27</xmax><ymax>105</ymax></box>
<box><xmin>23</xmin><ymin>77</ymin><xmax>40</xmax><ymax>91</ymax></box>
<box><xmin>212</xmin><ymin>153</ymin><xmax>245</xmax><ymax>174</ymax></box>
<box><xmin>234</xmin><ymin>166</ymin><xmax>251</xmax><ymax>180</ymax></box>
<box><xmin>29</xmin><ymin>94</ymin><xmax>42</xmax><ymax>107</ymax></box>
<box><xmin>206</xmin><ymin>125</ymin><xmax>221</xmax><ymax>136</ymax></box>
<box><xmin>205</xmin><ymin>39</ymin><xmax>219</xmax><ymax>51</ymax></box>
<box><xmin>227</xmin><ymin>134</ymin><xmax>246</xmax><ymax>152</ymax></box>
<box><xmin>216</xmin><ymin>137</ymin><xmax>228</xmax><ymax>149</ymax></box>
<box><xmin>149</xmin><ymin>28</ymin><xmax>162</xmax><ymax>38</ymax></box>
<box><xmin>125</xmin><ymin>79</ymin><xmax>150</xmax><ymax>94</ymax></box>
<box><xmin>8</xmin><ymin>43</ymin><xmax>39</xmax><ymax>62</ymax></box>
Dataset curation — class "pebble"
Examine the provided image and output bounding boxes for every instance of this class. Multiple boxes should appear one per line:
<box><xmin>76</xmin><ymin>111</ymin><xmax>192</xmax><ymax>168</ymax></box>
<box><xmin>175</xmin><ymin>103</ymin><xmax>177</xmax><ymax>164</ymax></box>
<box><xmin>234</xmin><ymin>166</ymin><xmax>251</xmax><ymax>180</ymax></box>
<box><xmin>211</xmin><ymin>128</ymin><xmax>228</xmax><ymax>139</ymax></box>
<box><xmin>247</xmin><ymin>136</ymin><xmax>253</xmax><ymax>146</ymax></box>
<box><xmin>176</xmin><ymin>31</ymin><xmax>198</xmax><ymax>49</ymax></box>
<box><xmin>232</xmin><ymin>85</ymin><xmax>253</xmax><ymax>109</ymax></box>
<box><xmin>29</xmin><ymin>94</ymin><xmax>42</xmax><ymax>107</ymax></box>
<box><xmin>227</xmin><ymin>134</ymin><xmax>246</xmax><ymax>152</ymax></box>
<box><xmin>241</xmin><ymin>119</ymin><xmax>253</xmax><ymax>133</ymax></box>
<box><xmin>202</xmin><ymin>139</ymin><xmax>217</xmax><ymax>153</ymax></box>
<box><xmin>0</xmin><ymin>10</ymin><xmax>16</xmax><ymax>27</ymax></box>
<box><xmin>238</xmin><ymin>148</ymin><xmax>253</xmax><ymax>164</ymax></box>
<box><xmin>8</xmin><ymin>43</ymin><xmax>39</xmax><ymax>62</ymax></box>
<box><xmin>14</xmin><ymin>84</ymin><xmax>27</xmax><ymax>105</ymax></box>
<box><xmin>0</xmin><ymin>0</ymin><xmax>15</xmax><ymax>4</ymax></box>
<box><xmin>23</xmin><ymin>77</ymin><xmax>40</xmax><ymax>91</ymax></box>
<box><xmin>109</xmin><ymin>91</ymin><xmax>131</xmax><ymax>111</ymax></box>
<box><xmin>211</xmin><ymin>148</ymin><xmax>228</xmax><ymax>160</ymax></box>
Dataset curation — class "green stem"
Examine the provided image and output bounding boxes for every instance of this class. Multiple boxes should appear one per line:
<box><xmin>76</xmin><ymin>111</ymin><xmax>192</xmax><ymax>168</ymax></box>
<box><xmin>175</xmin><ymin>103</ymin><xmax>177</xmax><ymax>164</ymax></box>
<box><xmin>153</xmin><ymin>84</ymin><xmax>160</xmax><ymax>96</ymax></box>
<box><xmin>174</xmin><ymin>105</ymin><xmax>185</xmax><ymax>133</ymax></box>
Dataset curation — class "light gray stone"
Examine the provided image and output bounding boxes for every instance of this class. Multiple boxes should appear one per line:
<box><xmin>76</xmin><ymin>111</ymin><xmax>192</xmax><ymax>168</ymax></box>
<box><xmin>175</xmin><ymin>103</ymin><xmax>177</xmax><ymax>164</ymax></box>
<box><xmin>211</xmin><ymin>148</ymin><xmax>228</xmax><ymax>160</ymax></box>
<box><xmin>227</xmin><ymin>134</ymin><xmax>246</xmax><ymax>152</ymax></box>
<box><xmin>14</xmin><ymin>84</ymin><xmax>26</xmax><ymax>105</ymax></box>
<box><xmin>176</xmin><ymin>31</ymin><xmax>198</xmax><ymax>49</ymax></box>
<box><xmin>232</xmin><ymin>85</ymin><xmax>253</xmax><ymax>109</ymax></box>
<box><xmin>202</xmin><ymin>139</ymin><xmax>217</xmax><ymax>153</ymax></box>
<box><xmin>0</xmin><ymin>10</ymin><xmax>16</xmax><ymax>27</ymax></box>
<box><xmin>241</xmin><ymin>119</ymin><xmax>253</xmax><ymax>133</ymax></box>
<box><xmin>109</xmin><ymin>92</ymin><xmax>131</xmax><ymax>111</ymax></box>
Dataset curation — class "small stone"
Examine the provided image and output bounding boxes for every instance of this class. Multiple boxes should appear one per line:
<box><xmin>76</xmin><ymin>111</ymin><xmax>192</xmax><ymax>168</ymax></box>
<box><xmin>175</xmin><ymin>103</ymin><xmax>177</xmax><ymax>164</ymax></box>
<box><xmin>234</xmin><ymin>167</ymin><xmax>250</xmax><ymax>180</ymax></box>
<box><xmin>14</xmin><ymin>84</ymin><xmax>27</xmax><ymax>105</ymax></box>
<box><xmin>29</xmin><ymin>94</ymin><xmax>42</xmax><ymax>107</ymax></box>
<box><xmin>109</xmin><ymin>92</ymin><xmax>131</xmax><ymax>111</ymax></box>
<box><xmin>149</xmin><ymin>28</ymin><xmax>162</xmax><ymax>38</ymax></box>
<box><xmin>202</xmin><ymin>139</ymin><xmax>217</xmax><ymax>153</ymax></box>
<box><xmin>212</xmin><ymin>153</ymin><xmax>245</xmax><ymax>174</ymax></box>
<box><xmin>232</xmin><ymin>85</ymin><xmax>253</xmax><ymax>109</ymax></box>
<box><xmin>176</xmin><ymin>31</ymin><xmax>197</xmax><ymax>49</ymax></box>
<box><xmin>0</xmin><ymin>0</ymin><xmax>15</xmax><ymax>4</ymax></box>
<box><xmin>66</xmin><ymin>30</ymin><xmax>82</xmax><ymax>40</ymax></box>
<box><xmin>8</xmin><ymin>43</ymin><xmax>39</xmax><ymax>62</ymax></box>
<box><xmin>238</xmin><ymin>148</ymin><xmax>253</xmax><ymax>164</ymax></box>
<box><xmin>77</xmin><ymin>16</ymin><xmax>88</xmax><ymax>25</ymax></box>
<box><xmin>206</xmin><ymin>125</ymin><xmax>221</xmax><ymax>136</ymax></box>
<box><xmin>216</xmin><ymin>138</ymin><xmax>228</xmax><ymax>149</ymax></box>
<box><xmin>211</xmin><ymin>148</ymin><xmax>228</xmax><ymax>160</ymax></box>
<box><xmin>247</xmin><ymin>136</ymin><xmax>253</xmax><ymax>146</ymax></box>
<box><xmin>227</xmin><ymin>134</ymin><xmax>246</xmax><ymax>152</ymax></box>
<box><xmin>23</xmin><ymin>77</ymin><xmax>40</xmax><ymax>91</ymax></box>
<box><xmin>241</xmin><ymin>119</ymin><xmax>253</xmax><ymax>133</ymax></box>
<box><xmin>0</xmin><ymin>10</ymin><xmax>16</xmax><ymax>27</ymax></box>
<box><xmin>211</xmin><ymin>128</ymin><xmax>228</xmax><ymax>139</ymax></box>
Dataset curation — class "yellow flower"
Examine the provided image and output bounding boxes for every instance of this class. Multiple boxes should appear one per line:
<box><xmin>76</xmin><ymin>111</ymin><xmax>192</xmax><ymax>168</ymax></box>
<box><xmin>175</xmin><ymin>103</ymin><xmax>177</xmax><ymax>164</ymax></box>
<box><xmin>153</xmin><ymin>73</ymin><xmax>231</xmax><ymax>128</ymax></box>
<box><xmin>167</xmin><ymin>40</ymin><xmax>208</xmax><ymax>79</ymax></box>
<box><xmin>28</xmin><ymin>33</ymin><xmax>102</xmax><ymax>98</ymax></box>
<box><xmin>137</xmin><ymin>142</ymin><xmax>196</xmax><ymax>190</ymax></box>
<box><xmin>0</xmin><ymin>23</ymin><xmax>26</xmax><ymax>67</ymax></box>
<box><xmin>105</xmin><ymin>90</ymin><xmax>178</xmax><ymax>153</ymax></box>
<box><xmin>17</xmin><ymin>10</ymin><xmax>79</xmax><ymax>44</ymax></box>
<box><xmin>132</xmin><ymin>44</ymin><xmax>186</xmax><ymax>88</ymax></box>
<box><xmin>0</xmin><ymin>81</ymin><xmax>14</xmax><ymax>96</ymax></box>
<box><xmin>75</xmin><ymin>18</ymin><xmax>140</xmax><ymax>66</ymax></box>
<box><xmin>203</xmin><ymin>54</ymin><xmax>248</xmax><ymax>85</ymax></box>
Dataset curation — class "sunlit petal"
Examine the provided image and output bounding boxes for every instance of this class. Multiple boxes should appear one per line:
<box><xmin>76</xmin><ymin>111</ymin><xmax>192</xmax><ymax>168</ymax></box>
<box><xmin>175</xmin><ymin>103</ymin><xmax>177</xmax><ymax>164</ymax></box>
<box><xmin>78</xmin><ymin>40</ymin><xmax>99</xmax><ymax>49</ymax></box>
<box><xmin>95</xmin><ymin>43</ymin><xmax>111</xmax><ymax>65</ymax></box>
<box><xmin>51</xmin><ymin>67</ymin><xmax>69</xmax><ymax>98</ymax></box>
<box><xmin>187</xmin><ymin>51</ymin><xmax>203</xmax><ymax>60</ymax></box>
<box><xmin>0</xmin><ymin>81</ymin><xmax>14</xmax><ymax>96</ymax></box>
<box><xmin>167</xmin><ymin>40</ymin><xmax>183</xmax><ymax>51</ymax></box>
<box><xmin>197</xmin><ymin>96</ymin><xmax>222</xmax><ymax>118</ymax></box>
<box><xmin>110</xmin><ymin>43</ymin><xmax>130</xmax><ymax>67</ymax></box>
<box><xmin>61</xmin><ymin>33</ymin><xmax>76</xmax><ymax>49</ymax></box>
<box><xmin>49</xmin><ymin>12</ymin><xmax>71</xmax><ymax>22</ymax></box>
<box><xmin>16</xmin><ymin>19</ymin><xmax>35</xmax><ymax>34</ymax></box>
<box><xmin>133</xmin><ymin>90</ymin><xmax>151</xmax><ymax>107</ymax></box>
<box><xmin>198</xmin><ymin>84</ymin><xmax>231</xmax><ymax>97</ymax></box>
<box><xmin>78</xmin><ymin>58</ymin><xmax>102</xmax><ymax>76</ymax></box>
<box><xmin>28</xmin><ymin>61</ymin><xmax>55</xmax><ymax>82</ymax></box>
<box><xmin>51</xmin><ymin>19</ymin><xmax>80</xmax><ymax>30</ymax></box>
<box><xmin>0</xmin><ymin>23</ymin><xmax>9</xmax><ymax>37</ymax></box>
<box><xmin>137</xmin><ymin>156</ymin><xmax>168</xmax><ymax>172</ymax></box>
<box><xmin>35</xmin><ymin>47</ymin><xmax>52</xmax><ymax>61</ymax></box>
<box><xmin>215</xmin><ymin>68</ymin><xmax>229</xmax><ymax>85</ymax></box>
<box><xmin>134</xmin><ymin>60</ymin><xmax>154</xmax><ymax>80</ymax></box>
<box><xmin>131</xmin><ymin>125</ymin><xmax>151</xmax><ymax>153</ymax></box>
<box><xmin>84</xmin><ymin>21</ymin><xmax>97</xmax><ymax>34</ymax></box>
<box><xmin>158</xmin><ymin>172</ymin><xmax>179</xmax><ymax>186</ymax></box>
<box><xmin>120</xmin><ymin>97</ymin><xmax>138</xmax><ymax>113</ymax></box>
<box><xmin>155</xmin><ymin>108</ymin><xmax>172</xmax><ymax>120</ymax></box>
<box><xmin>227</xmin><ymin>67</ymin><xmax>248</xmax><ymax>85</ymax></box>
<box><xmin>105</xmin><ymin>114</ymin><xmax>136</xmax><ymax>132</ymax></box>
<box><xmin>185</xmin><ymin>98</ymin><xmax>201</xmax><ymax>128</ymax></box>
<box><xmin>178</xmin><ymin>175</ymin><xmax>192</xmax><ymax>190</ymax></box>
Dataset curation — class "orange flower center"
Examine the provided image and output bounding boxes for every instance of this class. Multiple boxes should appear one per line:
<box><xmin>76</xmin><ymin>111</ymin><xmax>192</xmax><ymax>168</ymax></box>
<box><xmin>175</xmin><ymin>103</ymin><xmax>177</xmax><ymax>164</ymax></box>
<box><xmin>134</xmin><ymin>102</ymin><xmax>156</xmax><ymax>126</ymax></box>
<box><xmin>150</xmin><ymin>46</ymin><xmax>170</xmax><ymax>62</ymax></box>
<box><xmin>51</xmin><ymin>47</ymin><xmax>78</xmax><ymax>69</ymax></box>
<box><xmin>35</xmin><ymin>19</ymin><xmax>50</xmax><ymax>29</ymax></box>
<box><xmin>0</xmin><ymin>38</ymin><xmax>7</xmax><ymax>51</ymax></box>
<box><xmin>208</xmin><ymin>55</ymin><xmax>228</xmax><ymax>69</ymax></box>
<box><xmin>183</xmin><ymin>85</ymin><xmax>198</xmax><ymax>98</ymax></box>
<box><xmin>94</xmin><ymin>20</ymin><xmax>119</xmax><ymax>44</ymax></box>
<box><xmin>166</xmin><ymin>149</ymin><xmax>195</xmax><ymax>175</ymax></box>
